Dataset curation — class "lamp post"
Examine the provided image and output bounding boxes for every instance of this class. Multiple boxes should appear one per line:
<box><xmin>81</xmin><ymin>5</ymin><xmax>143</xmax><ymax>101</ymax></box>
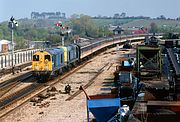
<box><xmin>9</xmin><ymin>16</ymin><xmax>18</xmax><ymax>74</ymax></box>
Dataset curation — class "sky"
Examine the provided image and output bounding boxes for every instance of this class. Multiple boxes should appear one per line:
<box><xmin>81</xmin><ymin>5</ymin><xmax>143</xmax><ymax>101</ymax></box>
<box><xmin>0</xmin><ymin>0</ymin><xmax>180</xmax><ymax>22</ymax></box>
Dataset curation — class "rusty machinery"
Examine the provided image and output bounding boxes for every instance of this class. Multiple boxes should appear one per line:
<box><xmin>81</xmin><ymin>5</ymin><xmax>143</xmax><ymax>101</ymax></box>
<box><xmin>136</xmin><ymin>45</ymin><xmax>162</xmax><ymax>79</ymax></box>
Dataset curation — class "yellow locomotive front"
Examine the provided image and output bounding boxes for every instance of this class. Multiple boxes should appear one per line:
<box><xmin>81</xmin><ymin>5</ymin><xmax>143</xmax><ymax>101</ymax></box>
<box><xmin>32</xmin><ymin>51</ymin><xmax>52</xmax><ymax>80</ymax></box>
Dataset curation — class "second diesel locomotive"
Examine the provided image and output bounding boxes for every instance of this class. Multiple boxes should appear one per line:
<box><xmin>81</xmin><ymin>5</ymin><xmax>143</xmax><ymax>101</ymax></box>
<box><xmin>32</xmin><ymin>44</ymin><xmax>80</xmax><ymax>81</ymax></box>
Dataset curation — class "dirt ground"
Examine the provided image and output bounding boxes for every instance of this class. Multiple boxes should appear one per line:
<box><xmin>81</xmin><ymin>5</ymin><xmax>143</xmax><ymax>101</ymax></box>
<box><xmin>0</xmin><ymin>45</ymin><xmax>137</xmax><ymax>122</ymax></box>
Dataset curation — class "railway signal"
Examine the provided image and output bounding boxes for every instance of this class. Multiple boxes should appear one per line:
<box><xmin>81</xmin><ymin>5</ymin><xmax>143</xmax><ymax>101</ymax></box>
<box><xmin>55</xmin><ymin>21</ymin><xmax>66</xmax><ymax>46</ymax></box>
<box><xmin>8</xmin><ymin>16</ymin><xmax>18</xmax><ymax>74</ymax></box>
<box><xmin>9</xmin><ymin>16</ymin><xmax>18</xmax><ymax>29</ymax></box>
<box><xmin>55</xmin><ymin>20</ymin><xmax>71</xmax><ymax>46</ymax></box>
<box><xmin>55</xmin><ymin>20</ymin><xmax>63</xmax><ymax>27</ymax></box>
<box><xmin>55</xmin><ymin>23</ymin><xmax>62</xmax><ymax>27</ymax></box>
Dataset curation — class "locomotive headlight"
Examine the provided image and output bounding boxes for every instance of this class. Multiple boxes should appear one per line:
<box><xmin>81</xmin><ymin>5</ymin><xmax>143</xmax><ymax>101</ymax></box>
<box><xmin>35</xmin><ymin>66</ymin><xmax>39</xmax><ymax>70</ymax></box>
<box><xmin>45</xmin><ymin>59</ymin><xmax>49</xmax><ymax>64</ymax></box>
<box><xmin>44</xmin><ymin>66</ymin><xmax>49</xmax><ymax>70</ymax></box>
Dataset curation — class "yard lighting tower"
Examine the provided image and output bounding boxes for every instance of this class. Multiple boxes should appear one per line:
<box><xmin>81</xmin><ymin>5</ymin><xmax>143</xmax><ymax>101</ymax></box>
<box><xmin>8</xmin><ymin>16</ymin><xmax>18</xmax><ymax>74</ymax></box>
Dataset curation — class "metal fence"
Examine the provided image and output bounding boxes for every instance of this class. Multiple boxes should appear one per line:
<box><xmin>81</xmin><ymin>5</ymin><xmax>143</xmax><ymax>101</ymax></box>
<box><xmin>0</xmin><ymin>49</ymin><xmax>41</xmax><ymax>69</ymax></box>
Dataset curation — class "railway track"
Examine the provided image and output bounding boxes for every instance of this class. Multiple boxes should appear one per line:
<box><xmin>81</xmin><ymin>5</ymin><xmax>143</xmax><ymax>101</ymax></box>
<box><xmin>0</xmin><ymin>72</ymin><xmax>32</xmax><ymax>90</ymax></box>
<box><xmin>0</xmin><ymin>83</ymin><xmax>39</xmax><ymax>110</ymax></box>
<box><xmin>0</xmin><ymin>72</ymin><xmax>32</xmax><ymax>98</ymax></box>
<box><xmin>0</xmin><ymin>60</ymin><xmax>92</xmax><ymax>118</ymax></box>
<box><xmin>0</xmin><ymin>62</ymin><xmax>32</xmax><ymax>76</ymax></box>
<box><xmin>66</xmin><ymin>62</ymin><xmax>109</xmax><ymax>101</ymax></box>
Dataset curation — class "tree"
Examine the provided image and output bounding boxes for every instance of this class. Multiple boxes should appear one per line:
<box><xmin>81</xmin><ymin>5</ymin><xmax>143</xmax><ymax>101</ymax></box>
<box><xmin>120</xmin><ymin>12</ymin><xmax>126</xmax><ymax>18</ymax></box>
<box><xmin>70</xmin><ymin>14</ymin><xmax>79</xmax><ymax>19</ymax></box>
<box><xmin>177</xmin><ymin>17</ymin><xmax>180</xmax><ymax>21</ymax></box>
<box><xmin>113</xmin><ymin>13</ymin><xmax>120</xmax><ymax>19</ymax></box>
<box><xmin>70</xmin><ymin>15</ymin><xmax>99</xmax><ymax>37</ymax></box>
<box><xmin>149</xmin><ymin>22</ymin><xmax>158</xmax><ymax>33</ymax></box>
<box><xmin>157</xmin><ymin>15</ymin><xmax>166</xmax><ymax>20</ymax></box>
<box><xmin>15</xmin><ymin>37</ymin><xmax>27</xmax><ymax>49</ymax></box>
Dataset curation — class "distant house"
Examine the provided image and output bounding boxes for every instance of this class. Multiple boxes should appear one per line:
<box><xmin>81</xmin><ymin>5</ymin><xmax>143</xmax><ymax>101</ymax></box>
<box><xmin>0</xmin><ymin>40</ymin><xmax>11</xmax><ymax>53</ymax></box>
<box><xmin>127</xmin><ymin>27</ymin><xmax>147</xmax><ymax>34</ymax></box>
<box><xmin>131</xmin><ymin>29</ymin><xmax>147</xmax><ymax>34</ymax></box>
<box><xmin>168</xmin><ymin>33</ymin><xmax>180</xmax><ymax>39</ymax></box>
<box><xmin>109</xmin><ymin>26</ymin><xmax>117</xmax><ymax>31</ymax></box>
<box><xmin>109</xmin><ymin>26</ymin><xmax>124</xmax><ymax>35</ymax></box>
<box><xmin>113</xmin><ymin>26</ymin><xmax>124</xmax><ymax>35</ymax></box>
<box><xmin>31</xmin><ymin>12</ymin><xmax>66</xmax><ymax>19</ymax></box>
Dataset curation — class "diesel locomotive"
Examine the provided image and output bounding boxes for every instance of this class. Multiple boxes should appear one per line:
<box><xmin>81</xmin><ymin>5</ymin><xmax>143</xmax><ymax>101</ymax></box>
<box><xmin>32</xmin><ymin>44</ymin><xmax>80</xmax><ymax>81</ymax></box>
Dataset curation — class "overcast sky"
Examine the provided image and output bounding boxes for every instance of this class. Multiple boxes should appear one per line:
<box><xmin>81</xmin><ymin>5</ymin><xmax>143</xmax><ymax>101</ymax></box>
<box><xmin>0</xmin><ymin>0</ymin><xmax>180</xmax><ymax>22</ymax></box>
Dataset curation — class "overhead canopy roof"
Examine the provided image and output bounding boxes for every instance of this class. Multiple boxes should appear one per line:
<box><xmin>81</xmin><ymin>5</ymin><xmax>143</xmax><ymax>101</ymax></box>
<box><xmin>0</xmin><ymin>40</ymin><xmax>11</xmax><ymax>44</ymax></box>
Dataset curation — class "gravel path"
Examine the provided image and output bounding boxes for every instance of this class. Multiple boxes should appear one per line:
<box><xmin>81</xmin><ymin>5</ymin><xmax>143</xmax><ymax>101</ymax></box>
<box><xmin>0</xmin><ymin>45</ymin><xmax>137</xmax><ymax>122</ymax></box>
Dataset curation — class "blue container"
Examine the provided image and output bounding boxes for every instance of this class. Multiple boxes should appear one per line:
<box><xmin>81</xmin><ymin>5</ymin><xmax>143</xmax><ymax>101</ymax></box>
<box><xmin>123</xmin><ymin>61</ymin><xmax>131</xmax><ymax>67</ymax></box>
<box><xmin>87</xmin><ymin>97</ymin><xmax>120</xmax><ymax>122</ymax></box>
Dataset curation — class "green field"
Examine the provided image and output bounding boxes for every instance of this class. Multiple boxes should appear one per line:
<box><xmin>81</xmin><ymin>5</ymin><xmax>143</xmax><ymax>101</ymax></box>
<box><xmin>92</xmin><ymin>18</ymin><xmax>180</xmax><ymax>29</ymax></box>
<box><xmin>121</xmin><ymin>19</ymin><xmax>180</xmax><ymax>28</ymax></box>
<box><xmin>92</xmin><ymin>18</ymin><xmax>135</xmax><ymax>27</ymax></box>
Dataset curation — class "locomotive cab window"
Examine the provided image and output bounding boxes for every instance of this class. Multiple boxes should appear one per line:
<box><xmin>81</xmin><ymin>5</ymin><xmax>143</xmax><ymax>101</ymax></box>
<box><xmin>69</xmin><ymin>51</ymin><xmax>71</xmax><ymax>60</ymax></box>
<box><xmin>45</xmin><ymin>55</ymin><xmax>51</xmax><ymax>61</ymax></box>
<box><xmin>33</xmin><ymin>55</ymin><xmax>39</xmax><ymax>61</ymax></box>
